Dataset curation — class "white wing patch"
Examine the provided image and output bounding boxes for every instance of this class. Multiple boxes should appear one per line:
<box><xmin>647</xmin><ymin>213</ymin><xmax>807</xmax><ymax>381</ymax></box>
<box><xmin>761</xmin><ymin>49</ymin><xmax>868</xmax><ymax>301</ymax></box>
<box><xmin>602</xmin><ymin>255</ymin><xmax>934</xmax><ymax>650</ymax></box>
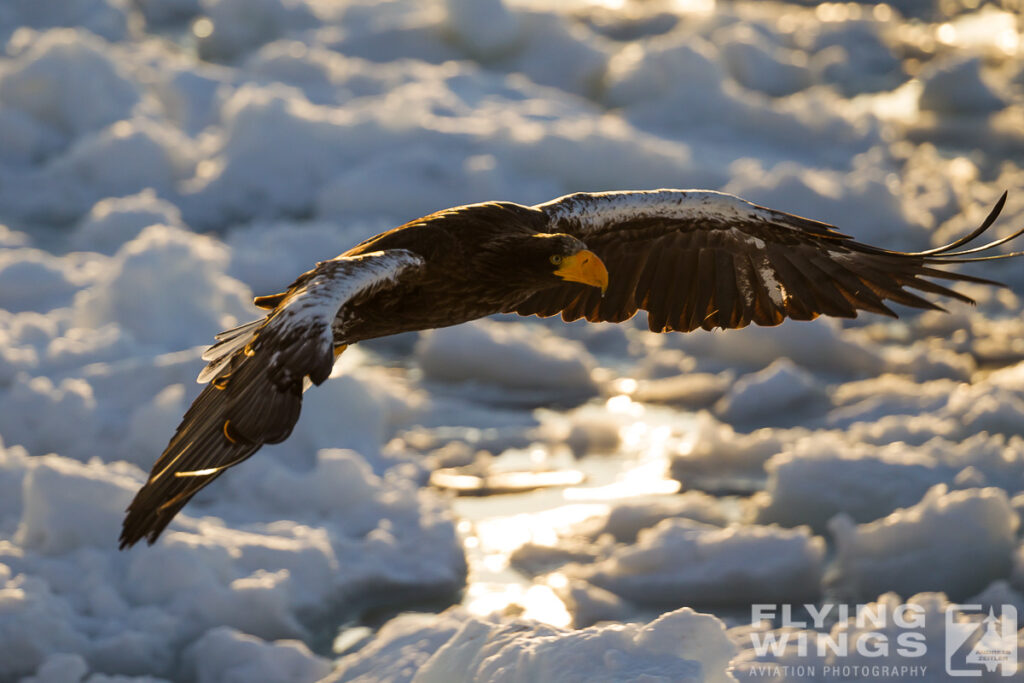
<box><xmin>534</xmin><ymin>189</ymin><xmax>836</xmax><ymax>238</ymax></box>
<box><xmin>756</xmin><ymin>256</ymin><xmax>786</xmax><ymax>308</ymax></box>
<box><xmin>535</xmin><ymin>189</ymin><xmax>771</xmax><ymax>232</ymax></box>
<box><xmin>197</xmin><ymin>249</ymin><xmax>424</xmax><ymax>384</ymax></box>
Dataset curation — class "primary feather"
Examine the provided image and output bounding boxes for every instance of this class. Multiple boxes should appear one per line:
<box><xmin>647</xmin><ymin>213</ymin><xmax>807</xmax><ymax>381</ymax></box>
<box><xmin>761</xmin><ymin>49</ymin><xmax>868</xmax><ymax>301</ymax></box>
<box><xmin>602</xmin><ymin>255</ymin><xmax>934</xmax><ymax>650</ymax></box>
<box><xmin>120</xmin><ymin>250</ymin><xmax>424</xmax><ymax>548</ymax></box>
<box><xmin>517</xmin><ymin>189</ymin><xmax>1012</xmax><ymax>331</ymax></box>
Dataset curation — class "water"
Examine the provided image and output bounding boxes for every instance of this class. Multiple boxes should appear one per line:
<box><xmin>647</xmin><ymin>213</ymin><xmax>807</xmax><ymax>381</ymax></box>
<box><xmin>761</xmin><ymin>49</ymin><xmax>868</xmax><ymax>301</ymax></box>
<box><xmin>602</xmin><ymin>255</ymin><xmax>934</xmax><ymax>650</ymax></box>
<box><xmin>453</xmin><ymin>396</ymin><xmax>697</xmax><ymax>627</ymax></box>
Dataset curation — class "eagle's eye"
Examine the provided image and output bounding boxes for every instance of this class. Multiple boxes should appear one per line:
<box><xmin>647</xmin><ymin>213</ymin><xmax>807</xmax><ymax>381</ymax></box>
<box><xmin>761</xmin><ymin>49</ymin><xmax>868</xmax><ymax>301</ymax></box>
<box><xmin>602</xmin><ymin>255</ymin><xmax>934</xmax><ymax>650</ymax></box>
<box><xmin>550</xmin><ymin>254</ymin><xmax>563</xmax><ymax>265</ymax></box>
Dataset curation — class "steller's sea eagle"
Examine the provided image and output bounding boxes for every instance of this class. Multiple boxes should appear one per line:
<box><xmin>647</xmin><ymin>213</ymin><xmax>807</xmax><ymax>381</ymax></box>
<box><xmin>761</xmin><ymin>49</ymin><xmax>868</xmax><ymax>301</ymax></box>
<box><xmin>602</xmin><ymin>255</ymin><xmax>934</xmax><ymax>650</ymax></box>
<box><xmin>120</xmin><ymin>189</ymin><xmax>1022</xmax><ymax>548</ymax></box>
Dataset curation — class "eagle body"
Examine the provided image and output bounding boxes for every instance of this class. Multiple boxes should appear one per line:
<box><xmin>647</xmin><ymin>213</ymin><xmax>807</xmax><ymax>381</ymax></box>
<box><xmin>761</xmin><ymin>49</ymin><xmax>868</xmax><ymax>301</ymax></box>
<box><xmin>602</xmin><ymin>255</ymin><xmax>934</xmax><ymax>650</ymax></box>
<box><xmin>334</xmin><ymin>202</ymin><xmax>557</xmax><ymax>343</ymax></box>
<box><xmin>120</xmin><ymin>189</ymin><xmax>1022</xmax><ymax>548</ymax></box>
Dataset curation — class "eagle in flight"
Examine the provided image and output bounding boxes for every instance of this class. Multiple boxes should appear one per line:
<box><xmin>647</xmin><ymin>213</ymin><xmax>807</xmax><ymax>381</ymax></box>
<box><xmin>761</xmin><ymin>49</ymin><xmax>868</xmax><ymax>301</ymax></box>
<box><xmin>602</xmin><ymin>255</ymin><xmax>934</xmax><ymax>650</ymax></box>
<box><xmin>120</xmin><ymin>189</ymin><xmax>1021</xmax><ymax>548</ymax></box>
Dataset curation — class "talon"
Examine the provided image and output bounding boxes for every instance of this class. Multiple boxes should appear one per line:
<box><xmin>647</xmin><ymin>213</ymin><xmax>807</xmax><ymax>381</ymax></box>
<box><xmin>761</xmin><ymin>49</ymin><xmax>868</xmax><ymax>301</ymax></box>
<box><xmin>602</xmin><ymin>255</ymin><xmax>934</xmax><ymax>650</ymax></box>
<box><xmin>213</xmin><ymin>376</ymin><xmax>230</xmax><ymax>390</ymax></box>
<box><xmin>243</xmin><ymin>343</ymin><xmax>255</xmax><ymax>357</ymax></box>
<box><xmin>334</xmin><ymin>344</ymin><xmax>348</xmax><ymax>359</ymax></box>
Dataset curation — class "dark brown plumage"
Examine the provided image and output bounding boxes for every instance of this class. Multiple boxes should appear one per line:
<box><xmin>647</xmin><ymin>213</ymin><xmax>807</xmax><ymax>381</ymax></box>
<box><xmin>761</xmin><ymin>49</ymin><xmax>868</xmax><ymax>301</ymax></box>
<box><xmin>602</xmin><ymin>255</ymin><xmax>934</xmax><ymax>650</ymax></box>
<box><xmin>514</xmin><ymin>191</ymin><xmax>1017</xmax><ymax>331</ymax></box>
<box><xmin>120</xmin><ymin>190</ymin><xmax>1021</xmax><ymax>548</ymax></box>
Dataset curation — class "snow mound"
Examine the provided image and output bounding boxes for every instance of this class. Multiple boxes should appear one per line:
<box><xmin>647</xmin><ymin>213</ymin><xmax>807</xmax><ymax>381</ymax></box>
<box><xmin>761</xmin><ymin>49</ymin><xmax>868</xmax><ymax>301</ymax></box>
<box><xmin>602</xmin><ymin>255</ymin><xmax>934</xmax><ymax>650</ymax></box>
<box><xmin>0</xmin><ymin>570</ymin><xmax>90</xmax><ymax>681</ymax></box>
<box><xmin>671</xmin><ymin>412</ymin><xmax>807</xmax><ymax>490</ymax></box>
<box><xmin>605</xmin><ymin>34</ymin><xmax>726</xmax><ymax>110</ymax></box>
<box><xmin>647</xmin><ymin>372</ymin><xmax>736</xmax><ymax>408</ymax></box>
<box><xmin>0</xmin><ymin>29</ymin><xmax>139</xmax><ymax>141</ymax></box>
<box><xmin>715</xmin><ymin>359</ymin><xmax>826</xmax><ymax>425</ymax></box>
<box><xmin>442</xmin><ymin>0</ymin><xmax>522</xmax><ymax>59</ymax></box>
<box><xmin>183</xmin><ymin>627</ymin><xmax>330</xmax><ymax>683</ymax></box>
<box><xmin>723</xmin><ymin>155</ymin><xmax>929</xmax><ymax>250</ymax></box>
<box><xmin>827</xmin><ymin>375</ymin><xmax>956</xmax><ymax>431</ymax></box>
<box><xmin>752</xmin><ymin>442</ymin><xmax>951</xmax><ymax>532</ymax></box>
<box><xmin>716</xmin><ymin>24</ymin><xmax>811</xmax><ymax>97</ymax></box>
<box><xmin>72</xmin><ymin>190</ymin><xmax>187</xmax><ymax>255</ymax></box>
<box><xmin>497</xmin><ymin>11</ymin><xmax>609</xmax><ymax>96</ymax></box>
<box><xmin>185</xmin><ymin>85</ymin><xmax>355</xmax><ymax>227</ymax></box>
<box><xmin>811</xmin><ymin>22</ymin><xmax>904</xmax><ymax>96</ymax></box>
<box><xmin>578</xmin><ymin>492</ymin><xmax>729</xmax><ymax>543</ymax></box>
<box><xmin>556</xmin><ymin>579</ymin><xmax>630</xmax><ymax>628</ymax></box>
<box><xmin>327</xmin><ymin>606</ymin><xmax>737</xmax><ymax>683</ymax></box>
<box><xmin>49</xmin><ymin>119</ymin><xmax>196</xmax><ymax>207</ymax></box>
<box><xmin>197</xmin><ymin>0</ymin><xmax>320</xmax><ymax>62</ymax></box>
<box><xmin>0</xmin><ymin>1</ymin><xmax>132</xmax><ymax>42</ymax></box>
<box><xmin>16</xmin><ymin>455</ymin><xmax>135</xmax><ymax>553</ymax></box>
<box><xmin>314</xmin><ymin>147</ymin><xmax>532</xmax><ymax>228</ymax></box>
<box><xmin>0</xmin><ymin>376</ymin><xmax>98</xmax><ymax>459</ymax></box>
<box><xmin>575</xmin><ymin>518</ymin><xmax>825</xmax><ymax>606</ymax></box>
<box><xmin>0</xmin><ymin>445</ymin><xmax>464</xmax><ymax>680</ymax></box>
<box><xmin>919</xmin><ymin>56</ymin><xmax>1007</xmax><ymax>115</ymax></box>
<box><xmin>73</xmin><ymin>225</ymin><xmax>252</xmax><ymax>350</ymax></box>
<box><xmin>0</xmin><ymin>249</ymin><xmax>82</xmax><ymax>312</ymax></box>
<box><xmin>225</xmin><ymin>220</ymin><xmax>370</xmax><ymax>297</ymax></box>
<box><xmin>416</xmin><ymin>320</ymin><xmax>598</xmax><ymax>403</ymax></box>
<box><xmin>668</xmin><ymin>317</ymin><xmax>884</xmax><ymax>377</ymax></box>
<box><xmin>830</xmin><ymin>485</ymin><xmax>1018</xmax><ymax>600</ymax></box>
<box><xmin>0</xmin><ymin>106</ymin><xmax>64</xmax><ymax>166</ymax></box>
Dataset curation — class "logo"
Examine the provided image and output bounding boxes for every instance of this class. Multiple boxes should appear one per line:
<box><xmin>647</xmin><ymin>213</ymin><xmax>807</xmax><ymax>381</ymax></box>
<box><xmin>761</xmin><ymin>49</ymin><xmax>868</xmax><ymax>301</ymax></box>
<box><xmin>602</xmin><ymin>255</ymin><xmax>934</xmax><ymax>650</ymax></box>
<box><xmin>744</xmin><ymin>603</ymin><xmax>1020</xmax><ymax>679</ymax></box>
<box><xmin>946</xmin><ymin>604</ymin><xmax>1018</xmax><ymax>677</ymax></box>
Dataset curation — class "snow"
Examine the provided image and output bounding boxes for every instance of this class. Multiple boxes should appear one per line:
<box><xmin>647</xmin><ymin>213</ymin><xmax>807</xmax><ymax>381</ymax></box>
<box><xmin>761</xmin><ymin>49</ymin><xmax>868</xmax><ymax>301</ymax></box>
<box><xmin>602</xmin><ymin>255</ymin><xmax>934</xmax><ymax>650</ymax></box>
<box><xmin>671</xmin><ymin>411</ymin><xmax>806</xmax><ymax>489</ymax></box>
<box><xmin>196</xmin><ymin>0</ymin><xmax>321</xmax><ymax>63</ymax></box>
<box><xmin>556</xmin><ymin>578</ymin><xmax>629</xmax><ymax>628</ymax></box>
<box><xmin>17</xmin><ymin>455</ymin><xmax>134</xmax><ymax>553</ymax></box>
<box><xmin>0</xmin><ymin>1</ymin><xmax>132</xmax><ymax>43</ymax></box>
<box><xmin>72</xmin><ymin>224</ymin><xmax>252</xmax><ymax>349</ymax></box>
<box><xmin>0</xmin><ymin>29</ymin><xmax>139</xmax><ymax>141</ymax></box>
<box><xmin>442</xmin><ymin>0</ymin><xmax>522</xmax><ymax>59</ymax></box>
<box><xmin>751</xmin><ymin>442</ymin><xmax>951</xmax><ymax>532</ymax></box>
<box><xmin>416</xmin><ymin>319</ymin><xmax>599</xmax><ymax>404</ymax></box>
<box><xmin>0</xmin><ymin>0</ymin><xmax>1022</xmax><ymax>680</ymax></box>
<box><xmin>0</xmin><ymin>376</ymin><xmax>99</xmax><ymax>460</ymax></box>
<box><xmin>72</xmin><ymin>190</ymin><xmax>187</xmax><ymax>255</ymax></box>
<box><xmin>183</xmin><ymin>627</ymin><xmax>330</xmax><ymax>683</ymax></box>
<box><xmin>0</xmin><ymin>443</ymin><xmax>464</xmax><ymax>680</ymax></box>
<box><xmin>666</xmin><ymin>317</ymin><xmax>885</xmax><ymax>377</ymax></box>
<box><xmin>829</xmin><ymin>485</ymin><xmax>1019</xmax><ymax>601</ymax></box>
<box><xmin>715</xmin><ymin>359</ymin><xmax>826</xmax><ymax>425</ymax></box>
<box><xmin>716</xmin><ymin>24</ymin><xmax>812</xmax><ymax>98</ymax></box>
<box><xmin>918</xmin><ymin>56</ymin><xmax>1008</xmax><ymax>116</ymax></box>
<box><xmin>574</xmin><ymin>518</ymin><xmax>825</xmax><ymax>607</ymax></box>
<box><xmin>578</xmin><ymin>492</ymin><xmax>729</xmax><ymax>543</ymax></box>
<box><xmin>326</xmin><ymin>606</ymin><xmax>737</xmax><ymax>683</ymax></box>
<box><xmin>0</xmin><ymin>249</ymin><xmax>83</xmax><ymax>312</ymax></box>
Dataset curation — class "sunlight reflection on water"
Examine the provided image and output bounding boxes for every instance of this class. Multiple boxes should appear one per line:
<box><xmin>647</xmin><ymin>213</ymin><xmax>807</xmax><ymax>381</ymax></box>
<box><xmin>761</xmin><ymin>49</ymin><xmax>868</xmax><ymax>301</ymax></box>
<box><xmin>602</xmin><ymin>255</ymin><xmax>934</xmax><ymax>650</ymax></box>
<box><xmin>455</xmin><ymin>396</ymin><xmax>695</xmax><ymax>626</ymax></box>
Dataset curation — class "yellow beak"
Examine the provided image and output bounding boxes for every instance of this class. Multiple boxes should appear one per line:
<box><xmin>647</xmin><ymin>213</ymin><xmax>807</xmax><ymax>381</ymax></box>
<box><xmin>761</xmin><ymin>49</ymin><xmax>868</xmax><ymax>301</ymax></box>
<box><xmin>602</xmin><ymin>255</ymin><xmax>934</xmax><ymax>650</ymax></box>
<box><xmin>555</xmin><ymin>249</ymin><xmax>608</xmax><ymax>294</ymax></box>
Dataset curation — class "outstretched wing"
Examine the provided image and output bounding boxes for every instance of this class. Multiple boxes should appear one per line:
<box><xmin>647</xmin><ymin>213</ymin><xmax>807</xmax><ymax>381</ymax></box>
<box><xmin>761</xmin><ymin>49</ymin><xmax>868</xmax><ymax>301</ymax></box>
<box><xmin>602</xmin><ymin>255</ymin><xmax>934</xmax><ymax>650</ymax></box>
<box><xmin>120</xmin><ymin>249</ymin><xmax>424</xmax><ymax>548</ymax></box>
<box><xmin>512</xmin><ymin>189</ymin><xmax>1019</xmax><ymax>332</ymax></box>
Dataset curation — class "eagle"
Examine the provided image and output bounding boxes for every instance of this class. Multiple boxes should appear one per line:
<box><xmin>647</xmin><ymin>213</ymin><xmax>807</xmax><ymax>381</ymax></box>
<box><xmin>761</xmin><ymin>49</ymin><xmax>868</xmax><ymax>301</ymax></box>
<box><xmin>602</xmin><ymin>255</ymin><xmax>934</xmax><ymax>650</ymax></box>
<box><xmin>120</xmin><ymin>189</ymin><xmax>1021</xmax><ymax>548</ymax></box>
